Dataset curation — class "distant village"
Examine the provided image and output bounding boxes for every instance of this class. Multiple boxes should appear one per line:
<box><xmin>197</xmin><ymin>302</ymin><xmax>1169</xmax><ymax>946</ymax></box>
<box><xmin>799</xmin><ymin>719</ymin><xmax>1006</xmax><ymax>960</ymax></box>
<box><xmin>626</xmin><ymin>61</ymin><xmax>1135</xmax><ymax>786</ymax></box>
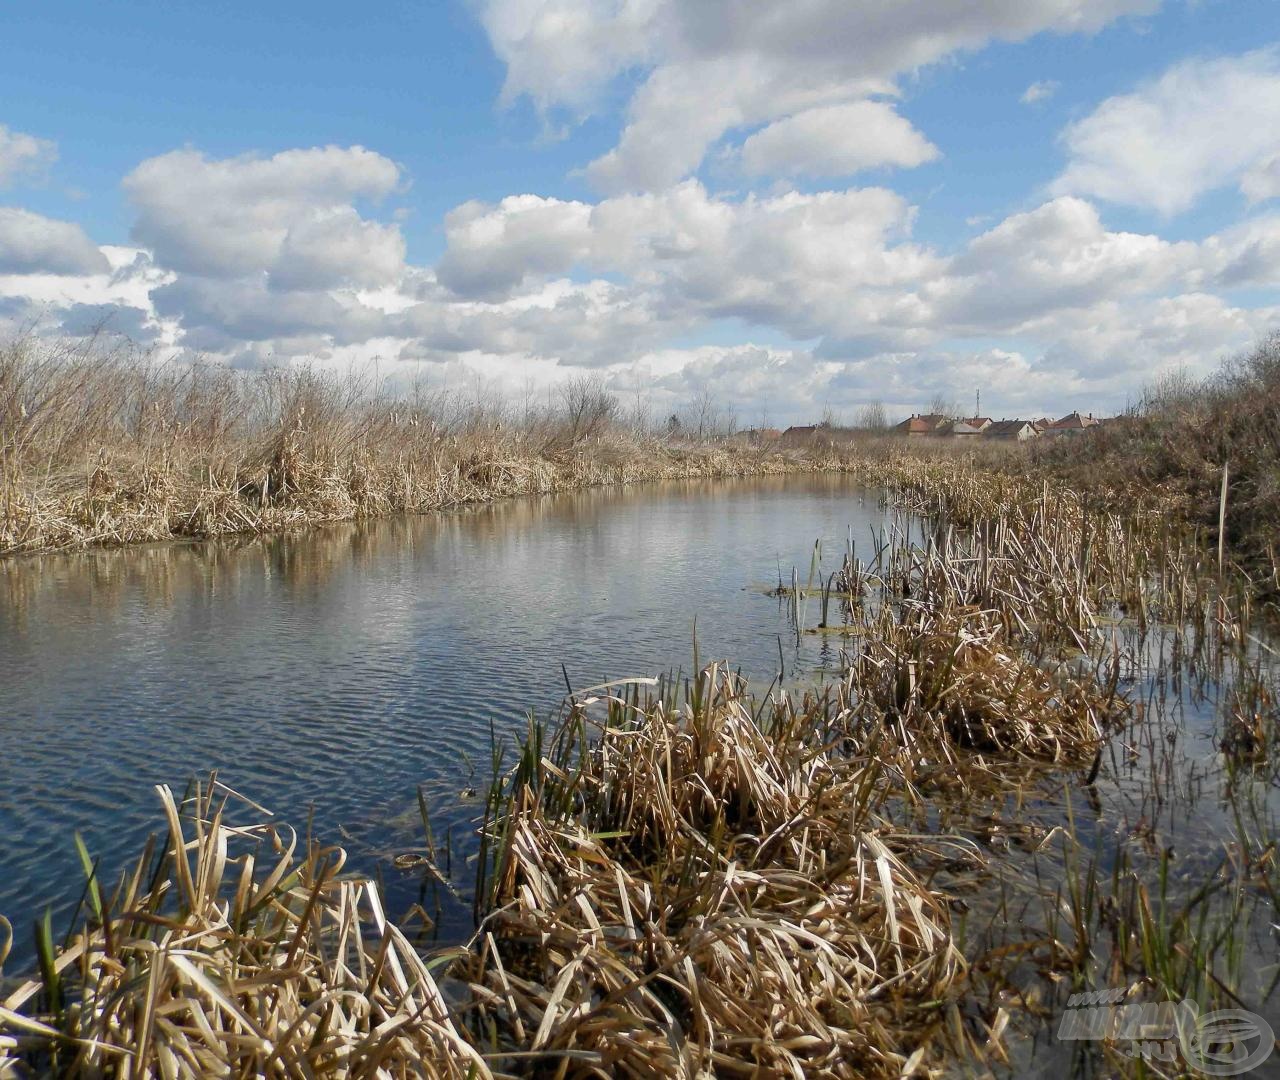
<box><xmin>753</xmin><ymin>411</ymin><xmax>1117</xmax><ymax>446</ymax></box>
<box><xmin>887</xmin><ymin>411</ymin><xmax>1112</xmax><ymax>440</ymax></box>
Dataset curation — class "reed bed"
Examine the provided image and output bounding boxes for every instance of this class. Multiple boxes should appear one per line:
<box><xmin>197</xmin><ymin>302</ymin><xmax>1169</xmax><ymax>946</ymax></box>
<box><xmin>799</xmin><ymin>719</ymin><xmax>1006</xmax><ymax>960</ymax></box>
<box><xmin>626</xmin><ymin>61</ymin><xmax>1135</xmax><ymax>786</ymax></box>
<box><xmin>0</xmin><ymin>338</ymin><xmax>837</xmax><ymax>557</ymax></box>
<box><xmin>0</xmin><ymin>781</ymin><xmax>487</xmax><ymax>1079</ymax></box>
<box><xmin>819</xmin><ymin>451</ymin><xmax>1280</xmax><ymax>1071</ymax></box>
<box><xmin>460</xmin><ymin>667</ymin><xmax>972</xmax><ymax>1078</ymax></box>
<box><xmin>843</xmin><ymin>604</ymin><xmax>1119</xmax><ymax>765</ymax></box>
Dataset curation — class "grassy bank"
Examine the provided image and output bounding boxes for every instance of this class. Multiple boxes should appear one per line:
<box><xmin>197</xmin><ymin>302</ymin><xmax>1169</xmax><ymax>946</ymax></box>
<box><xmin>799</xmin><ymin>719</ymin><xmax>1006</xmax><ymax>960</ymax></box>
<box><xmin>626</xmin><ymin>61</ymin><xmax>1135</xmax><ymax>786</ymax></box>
<box><xmin>0</xmin><ymin>337</ymin><xmax>837</xmax><ymax>557</ymax></box>
<box><xmin>1035</xmin><ymin>336</ymin><xmax>1280</xmax><ymax>596</ymax></box>
<box><xmin>5</xmin><ymin>450</ymin><xmax>1276</xmax><ymax>1077</ymax></box>
<box><xmin>8</xmin><ymin>332</ymin><xmax>1280</xmax><ymax>593</ymax></box>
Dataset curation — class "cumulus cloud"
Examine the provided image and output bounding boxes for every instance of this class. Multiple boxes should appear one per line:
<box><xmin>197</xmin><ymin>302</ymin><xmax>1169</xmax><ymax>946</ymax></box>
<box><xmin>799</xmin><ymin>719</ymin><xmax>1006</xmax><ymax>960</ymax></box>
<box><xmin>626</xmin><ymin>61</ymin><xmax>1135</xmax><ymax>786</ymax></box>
<box><xmin>435</xmin><ymin>181</ymin><xmax>938</xmax><ymax>348</ymax></box>
<box><xmin>149</xmin><ymin>275</ymin><xmax>387</xmax><ymax>349</ymax></box>
<box><xmin>1053</xmin><ymin>48</ymin><xmax>1280</xmax><ymax>214</ymax></box>
<box><xmin>739</xmin><ymin>101</ymin><xmax>939</xmax><ymax>178</ymax></box>
<box><xmin>0</xmin><ymin>207</ymin><xmax>110</xmax><ymax>275</ymax></box>
<box><xmin>3</xmin><ymin>115</ymin><xmax>1275</xmax><ymax>421</ymax></box>
<box><xmin>1241</xmin><ymin>152</ymin><xmax>1280</xmax><ymax>204</ymax></box>
<box><xmin>0</xmin><ymin>124</ymin><xmax>56</xmax><ymax>187</ymax></box>
<box><xmin>1192</xmin><ymin>214</ymin><xmax>1280</xmax><ymax>289</ymax></box>
<box><xmin>479</xmin><ymin>0</ymin><xmax>1157</xmax><ymax>191</ymax></box>
<box><xmin>937</xmin><ymin>196</ymin><xmax>1197</xmax><ymax>331</ymax></box>
<box><xmin>437</xmin><ymin>195</ymin><xmax>592</xmax><ymax>298</ymax></box>
<box><xmin>58</xmin><ymin>301</ymin><xmax>159</xmax><ymax>342</ymax></box>
<box><xmin>123</xmin><ymin>146</ymin><xmax>405</xmax><ymax>287</ymax></box>
<box><xmin>400</xmin><ymin>279</ymin><xmax>677</xmax><ymax>368</ymax></box>
<box><xmin>421</xmin><ymin>172</ymin><xmax>1280</xmax><ymax>416</ymax></box>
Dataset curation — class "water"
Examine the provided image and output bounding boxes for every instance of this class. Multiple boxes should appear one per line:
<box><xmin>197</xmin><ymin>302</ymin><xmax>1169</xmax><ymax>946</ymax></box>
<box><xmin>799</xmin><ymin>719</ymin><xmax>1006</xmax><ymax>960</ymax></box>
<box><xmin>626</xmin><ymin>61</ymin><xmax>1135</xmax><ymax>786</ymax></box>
<box><xmin>4</xmin><ymin>474</ymin><xmax>1278</xmax><ymax>1076</ymax></box>
<box><xmin>0</xmin><ymin>474</ymin><xmax>889</xmax><ymax>968</ymax></box>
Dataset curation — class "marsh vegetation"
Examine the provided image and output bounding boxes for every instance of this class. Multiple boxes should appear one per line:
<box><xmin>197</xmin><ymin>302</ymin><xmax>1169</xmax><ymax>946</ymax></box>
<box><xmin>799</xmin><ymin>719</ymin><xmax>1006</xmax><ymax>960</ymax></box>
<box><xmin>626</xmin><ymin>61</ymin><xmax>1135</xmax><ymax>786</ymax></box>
<box><xmin>5</xmin><ymin>332</ymin><xmax>1280</xmax><ymax>1075</ymax></box>
<box><xmin>3</xmin><ymin>446</ymin><xmax>1278</xmax><ymax>1077</ymax></box>
<box><xmin>0</xmin><ymin>335</ymin><xmax>835</xmax><ymax>557</ymax></box>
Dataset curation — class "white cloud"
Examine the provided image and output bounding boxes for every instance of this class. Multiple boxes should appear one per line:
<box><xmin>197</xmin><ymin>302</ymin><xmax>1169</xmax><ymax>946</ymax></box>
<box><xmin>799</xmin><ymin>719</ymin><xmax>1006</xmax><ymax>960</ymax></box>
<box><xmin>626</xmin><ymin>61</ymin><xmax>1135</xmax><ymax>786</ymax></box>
<box><xmin>396</xmin><ymin>278</ymin><xmax>679</xmax><ymax>368</ymax></box>
<box><xmin>0</xmin><ymin>124</ymin><xmax>56</xmax><ymax>187</ymax></box>
<box><xmin>433</xmin><ymin>180</ymin><xmax>946</xmax><ymax>352</ymax></box>
<box><xmin>739</xmin><ymin>101</ymin><xmax>939</xmax><ymax>178</ymax></box>
<box><xmin>1053</xmin><ymin>48</ymin><xmax>1280</xmax><ymax>214</ymax></box>
<box><xmin>437</xmin><ymin>195</ymin><xmax>592</xmax><ymax>298</ymax></box>
<box><xmin>123</xmin><ymin>146</ymin><xmax>404</xmax><ymax>287</ymax></box>
<box><xmin>1020</xmin><ymin>79</ymin><xmax>1060</xmax><ymax>104</ymax></box>
<box><xmin>0</xmin><ymin>207</ymin><xmax>110</xmax><ymax>276</ymax></box>
<box><xmin>3</xmin><ymin>123</ymin><xmax>1276</xmax><ymax>420</ymax></box>
<box><xmin>1196</xmin><ymin>214</ymin><xmax>1280</xmax><ymax>288</ymax></box>
<box><xmin>1242</xmin><ymin>152</ymin><xmax>1280</xmax><ymax>204</ymax></box>
<box><xmin>480</xmin><ymin>0</ymin><xmax>661</xmax><ymax>115</ymax></box>
<box><xmin>937</xmin><ymin>196</ymin><xmax>1197</xmax><ymax>331</ymax></box>
<box><xmin>0</xmin><ymin>243</ymin><xmax>176</xmax><ymax>346</ymax></box>
<box><xmin>422</xmin><ymin>176</ymin><xmax>1280</xmax><ymax>416</ymax></box>
<box><xmin>479</xmin><ymin>0</ymin><xmax>1158</xmax><ymax>191</ymax></box>
<box><xmin>104</xmin><ymin>144</ymin><xmax>409</xmax><ymax>358</ymax></box>
<box><xmin>149</xmin><ymin>275</ymin><xmax>387</xmax><ymax>349</ymax></box>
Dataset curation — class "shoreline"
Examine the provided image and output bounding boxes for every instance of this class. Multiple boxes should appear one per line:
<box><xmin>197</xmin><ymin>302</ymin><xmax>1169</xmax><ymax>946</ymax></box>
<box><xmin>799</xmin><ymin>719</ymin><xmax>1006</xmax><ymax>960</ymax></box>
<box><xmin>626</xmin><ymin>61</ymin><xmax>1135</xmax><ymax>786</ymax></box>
<box><xmin>2</xmin><ymin>442</ymin><xmax>855</xmax><ymax>560</ymax></box>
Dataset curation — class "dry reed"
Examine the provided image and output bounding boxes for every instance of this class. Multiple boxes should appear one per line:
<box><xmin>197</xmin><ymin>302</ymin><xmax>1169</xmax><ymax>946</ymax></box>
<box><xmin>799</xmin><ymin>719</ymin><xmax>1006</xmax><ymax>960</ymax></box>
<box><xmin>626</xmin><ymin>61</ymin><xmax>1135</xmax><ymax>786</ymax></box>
<box><xmin>459</xmin><ymin>667</ymin><xmax>975</xmax><ymax>1078</ymax></box>
<box><xmin>0</xmin><ymin>337</ymin><xmax>839</xmax><ymax>557</ymax></box>
<box><xmin>0</xmin><ymin>781</ymin><xmax>488</xmax><ymax>1079</ymax></box>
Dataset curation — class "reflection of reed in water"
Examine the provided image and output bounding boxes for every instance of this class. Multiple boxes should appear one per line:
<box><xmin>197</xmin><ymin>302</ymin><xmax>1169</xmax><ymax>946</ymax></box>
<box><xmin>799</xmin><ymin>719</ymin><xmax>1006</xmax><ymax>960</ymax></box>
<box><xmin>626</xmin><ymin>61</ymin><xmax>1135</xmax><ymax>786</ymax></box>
<box><xmin>1</xmin><ymin>473</ymin><xmax>865</xmax><ymax>627</ymax></box>
<box><xmin>0</xmin><ymin>340</ymin><xmax>841</xmax><ymax>558</ymax></box>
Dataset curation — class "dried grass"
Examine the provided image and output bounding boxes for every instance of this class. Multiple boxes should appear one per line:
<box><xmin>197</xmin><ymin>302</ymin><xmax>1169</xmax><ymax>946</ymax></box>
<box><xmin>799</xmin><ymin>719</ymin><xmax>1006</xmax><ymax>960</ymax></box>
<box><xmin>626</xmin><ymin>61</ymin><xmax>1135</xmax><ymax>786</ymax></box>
<box><xmin>0</xmin><ymin>337</ymin><xmax>838</xmax><ymax>557</ymax></box>
<box><xmin>460</xmin><ymin>667</ymin><xmax>971</xmax><ymax>1078</ymax></box>
<box><xmin>0</xmin><ymin>781</ymin><xmax>488</xmax><ymax>1079</ymax></box>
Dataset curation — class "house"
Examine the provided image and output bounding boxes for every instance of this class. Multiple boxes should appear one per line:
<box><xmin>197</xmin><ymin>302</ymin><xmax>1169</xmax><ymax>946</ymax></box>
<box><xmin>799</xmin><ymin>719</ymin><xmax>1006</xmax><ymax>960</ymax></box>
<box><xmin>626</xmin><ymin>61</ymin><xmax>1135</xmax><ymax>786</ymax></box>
<box><xmin>892</xmin><ymin>413</ymin><xmax>948</xmax><ymax>437</ymax></box>
<box><xmin>745</xmin><ymin>427</ymin><xmax>782</xmax><ymax>445</ymax></box>
<box><xmin>941</xmin><ymin>420</ymin><xmax>983</xmax><ymax>438</ymax></box>
<box><xmin>1050</xmin><ymin>412</ymin><xmax>1099</xmax><ymax>431</ymax></box>
<box><xmin>984</xmin><ymin>419</ymin><xmax>1039</xmax><ymax>441</ymax></box>
<box><xmin>963</xmin><ymin>417</ymin><xmax>993</xmax><ymax>432</ymax></box>
<box><xmin>779</xmin><ymin>425</ymin><xmax>820</xmax><ymax>446</ymax></box>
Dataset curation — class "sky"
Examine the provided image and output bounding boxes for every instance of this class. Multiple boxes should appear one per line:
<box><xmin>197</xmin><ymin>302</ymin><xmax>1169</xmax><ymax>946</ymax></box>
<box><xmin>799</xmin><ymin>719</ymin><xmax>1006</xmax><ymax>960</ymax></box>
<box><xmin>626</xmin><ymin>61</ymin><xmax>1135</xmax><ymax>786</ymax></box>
<box><xmin>1</xmin><ymin>0</ymin><xmax>1279</xmax><ymax>425</ymax></box>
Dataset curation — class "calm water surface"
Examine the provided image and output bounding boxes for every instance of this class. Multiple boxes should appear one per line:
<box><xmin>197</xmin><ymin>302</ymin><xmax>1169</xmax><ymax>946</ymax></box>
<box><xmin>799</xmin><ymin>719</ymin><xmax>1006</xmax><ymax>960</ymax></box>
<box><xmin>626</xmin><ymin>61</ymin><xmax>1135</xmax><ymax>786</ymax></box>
<box><xmin>0</xmin><ymin>474</ymin><xmax>889</xmax><ymax>964</ymax></box>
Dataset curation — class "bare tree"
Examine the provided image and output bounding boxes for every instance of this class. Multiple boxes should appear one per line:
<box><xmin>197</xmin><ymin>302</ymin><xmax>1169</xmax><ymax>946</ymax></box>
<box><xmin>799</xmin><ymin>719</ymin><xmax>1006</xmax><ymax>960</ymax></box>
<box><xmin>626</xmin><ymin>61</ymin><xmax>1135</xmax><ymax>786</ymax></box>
<box><xmin>855</xmin><ymin>401</ymin><xmax>887</xmax><ymax>431</ymax></box>
<box><xmin>559</xmin><ymin>374</ymin><xmax>618</xmax><ymax>445</ymax></box>
<box><xmin>1140</xmin><ymin>366</ymin><xmax>1201</xmax><ymax>418</ymax></box>
<box><xmin>691</xmin><ymin>386</ymin><xmax>716</xmax><ymax>439</ymax></box>
<box><xmin>628</xmin><ymin>389</ymin><xmax>652</xmax><ymax>439</ymax></box>
<box><xmin>678</xmin><ymin>386</ymin><xmax>738</xmax><ymax>440</ymax></box>
<box><xmin>928</xmin><ymin>392</ymin><xmax>957</xmax><ymax>418</ymax></box>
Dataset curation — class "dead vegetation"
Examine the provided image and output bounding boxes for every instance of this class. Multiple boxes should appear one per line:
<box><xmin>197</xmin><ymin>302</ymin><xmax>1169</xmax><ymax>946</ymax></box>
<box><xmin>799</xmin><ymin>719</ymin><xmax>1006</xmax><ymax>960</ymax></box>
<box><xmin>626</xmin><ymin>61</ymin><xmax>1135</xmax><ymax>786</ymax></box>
<box><xmin>0</xmin><ymin>336</ymin><xmax>833</xmax><ymax>557</ymax></box>
<box><xmin>0</xmin><ymin>781</ymin><xmax>486</xmax><ymax>1079</ymax></box>
<box><xmin>4</xmin><ymin>379</ymin><xmax>1279</xmax><ymax>1077</ymax></box>
<box><xmin>461</xmin><ymin>668</ymin><xmax>970</xmax><ymax>1078</ymax></box>
<box><xmin>1034</xmin><ymin>336</ymin><xmax>1280</xmax><ymax>596</ymax></box>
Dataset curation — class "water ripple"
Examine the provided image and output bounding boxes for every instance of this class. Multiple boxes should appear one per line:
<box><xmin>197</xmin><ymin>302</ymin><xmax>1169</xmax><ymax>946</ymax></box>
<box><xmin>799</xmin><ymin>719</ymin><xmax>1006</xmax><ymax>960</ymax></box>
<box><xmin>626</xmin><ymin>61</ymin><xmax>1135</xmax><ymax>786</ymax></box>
<box><xmin>0</xmin><ymin>475</ymin><xmax>886</xmax><ymax>968</ymax></box>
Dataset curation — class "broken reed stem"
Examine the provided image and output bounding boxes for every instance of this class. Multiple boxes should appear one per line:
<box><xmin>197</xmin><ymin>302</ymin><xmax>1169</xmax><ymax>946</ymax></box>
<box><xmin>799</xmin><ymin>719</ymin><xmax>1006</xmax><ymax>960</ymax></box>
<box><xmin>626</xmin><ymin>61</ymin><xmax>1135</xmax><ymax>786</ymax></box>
<box><xmin>1219</xmin><ymin>460</ymin><xmax>1230</xmax><ymax>575</ymax></box>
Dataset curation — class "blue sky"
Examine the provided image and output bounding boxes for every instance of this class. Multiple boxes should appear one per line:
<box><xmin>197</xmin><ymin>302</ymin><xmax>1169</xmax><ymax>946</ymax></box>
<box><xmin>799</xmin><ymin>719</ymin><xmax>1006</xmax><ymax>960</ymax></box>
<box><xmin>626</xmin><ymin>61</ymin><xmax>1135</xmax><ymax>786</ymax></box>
<box><xmin>2</xmin><ymin>1</ymin><xmax>1279</xmax><ymax>422</ymax></box>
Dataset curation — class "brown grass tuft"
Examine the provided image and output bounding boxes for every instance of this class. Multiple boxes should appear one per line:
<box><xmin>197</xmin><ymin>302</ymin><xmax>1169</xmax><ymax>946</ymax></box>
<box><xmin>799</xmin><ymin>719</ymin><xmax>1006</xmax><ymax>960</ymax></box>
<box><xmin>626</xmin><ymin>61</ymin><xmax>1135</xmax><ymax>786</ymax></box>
<box><xmin>0</xmin><ymin>781</ymin><xmax>488</xmax><ymax>1079</ymax></box>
